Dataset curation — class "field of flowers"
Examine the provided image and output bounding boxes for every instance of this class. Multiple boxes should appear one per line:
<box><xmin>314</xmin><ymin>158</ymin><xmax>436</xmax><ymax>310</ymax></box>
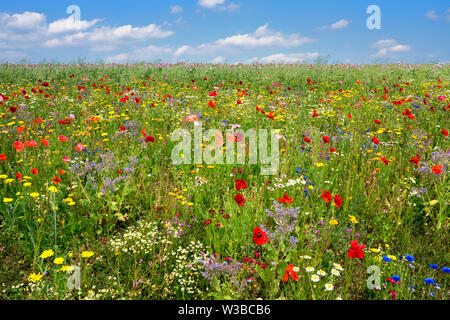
<box><xmin>0</xmin><ymin>63</ymin><xmax>448</xmax><ymax>300</ymax></box>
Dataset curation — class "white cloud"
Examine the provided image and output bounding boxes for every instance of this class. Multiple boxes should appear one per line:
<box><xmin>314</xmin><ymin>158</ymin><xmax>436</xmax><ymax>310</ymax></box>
<box><xmin>0</xmin><ymin>11</ymin><xmax>46</xmax><ymax>30</ymax></box>
<box><xmin>170</xmin><ymin>5</ymin><xmax>183</xmax><ymax>14</ymax></box>
<box><xmin>43</xmin><ymin>24</ymin><xmax>174</xmax><ymax>51</ymax></box>
<box><xmin>105</xmin><ymin>45</ymin><xmax>173</xmax><ymax>63</ymax></box>
<box><xmin>425</xmin><ymin>9</ymin><xmax>439</xmax><ymax>21</ymax></box>
<box><xmin>371</xmin><ymin>39</ymin><xmax>397</xmax><ymax>48</ymax></box>
<box><xmin>0</xmin><ymin>11</ymin><xmax>174</xmax><ymax>52</ymax></box>
<box><xmin>318</xmin><ymin>19</ymin><xmax>350</xmax><ymax>30</ymax></box>
<box><xmin>0</xmin><ymin>50</ymin><xmax>29</xmax><ymax>62</ymax></box>
<box><xmin>217</xmin><ymin>2</ymin><xmax>241</xmax><ymax>11</ymax></box>
<box><xmin>211</xmin><ymin>56</ymin><xmax>225</xmax><ymax>63</ymax></box>
<box><xmin>197</xmin><ymin>0</ymin><xmax>240</xmax><ymax>11</ymax></box>
<box><xmin>425</xmin><ymin>8</ymin><xmax>450</xmax><ymax>21</ymax></box>
<box><xmin>175</xmin><ymin>23</ymin><xmax>317</xmax><ymax>57</ymax></box>
<box><xmin>389</xmin><ymin>44</ymin><xmax>411</xmax><ymax>52</ymax></box>
<box><xmin>198</xmin><ymin>0</ymin><xmax>226</xmax><ymax>9</ymax></box>
<box><xmin>48</xmin><ymin>16</ymin><xmax>101</xmax><ymax>33</ymax></box>
<box><xmin>244</xmin><ymin>52</ymin><xmax>320</xmax><ymax>64</ymax></box>
<box><xmin>370</xmin><ymin>39</ymin><xmax>411</xmax><ymax>58</ymax></box>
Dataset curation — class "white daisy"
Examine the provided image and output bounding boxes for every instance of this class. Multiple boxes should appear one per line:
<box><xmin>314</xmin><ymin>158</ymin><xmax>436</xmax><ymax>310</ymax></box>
<box><xmin>311</xmin><ymin>274</ymin><xmax>320</xmax><ymax>282</ymax></box>
<box><xmin>331</xmin><ymin>269</ymin><xmax>341</xmax><ymax>276</ymax></box>
<box><xmin>317</xmin><ymin>269</ymin><xmax>326</xmax><ymax>276</ymax></box>
<box><xmin>325</xmin><ymin>283</ymin><xmax>334</xmax><ymax>291</ymax></box>
<box><xmin>333</xmin><ymin>263</ymin><xmax>344</xmax><ymax>271</ymax></box>
<box><xmin>305</xmin><ymin>266</ymin><xmax>315</xmax><ymax>272</ymax></box>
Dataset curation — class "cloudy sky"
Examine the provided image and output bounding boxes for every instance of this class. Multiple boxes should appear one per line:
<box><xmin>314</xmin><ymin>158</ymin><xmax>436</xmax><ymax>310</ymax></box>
<box><xmin>0</xmin><ymin>0</ymin><xmax>449</xmax><ymax>64</ymax></box>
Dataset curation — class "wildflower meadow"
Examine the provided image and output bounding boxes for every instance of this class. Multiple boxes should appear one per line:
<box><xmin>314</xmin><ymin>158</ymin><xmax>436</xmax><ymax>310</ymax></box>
<box><xmin>0</xmin><ymin>62</ymin><xmax>448</xmax><ymax>301</ymax></box>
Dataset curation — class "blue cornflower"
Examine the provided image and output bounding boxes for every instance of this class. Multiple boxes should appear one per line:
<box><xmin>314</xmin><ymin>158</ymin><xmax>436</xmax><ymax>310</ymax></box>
<box><xmin>392</xmin><ymin>275</ymin><xmax>401</xmax><ymax>282</ymax></box>
<box><xmin>424</xmin><ymin>277</ymin><xmax>435</xmax><ymax>284</ymax></box>
<box><xmin>404</xmin><ymin>255</ymin><xmax>415</xmax><ymax>262</ymax></box>
<box><xmin>382</xmin><ymin>255</ymin><xmax>392</xmax><ymax>262</ymax></box>
<box><xmin>441</xmin><ymin>267</ymin><xmax>450</xmax><ymax>273</ymax></box>
<box><xmin>429</xmin><ymin>264</ymin><xmax>439</xmax><ymax>269</ymax></box>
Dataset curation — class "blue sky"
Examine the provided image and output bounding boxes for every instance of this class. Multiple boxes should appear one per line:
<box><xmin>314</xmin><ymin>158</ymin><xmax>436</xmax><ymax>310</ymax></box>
<box><xmin>0</xmin><ymin>0</ymin><xmax>449</xmax><ymax>64</ymax></box>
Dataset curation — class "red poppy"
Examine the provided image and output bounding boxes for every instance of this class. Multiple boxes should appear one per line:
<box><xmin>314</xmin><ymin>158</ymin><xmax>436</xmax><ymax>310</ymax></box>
<box><xmin>14</xmin><ymin>141</ymin><xmax>24</xmax><ymax>152</ymax></box>
<box><xmin>145</xmin><ymin>136</ymin><xmax>156</xmax><ymax>143</ymax></box>
<box><xmin>75</xmin><ymin>143</ymin><xmax>84</xmax><ymax>151</ymax></box>
<box><xmin>208</xmin><ymin>100</ymin><xmax>216</xmax><ymax>108</ymax></box>
<box><xmin>312</xmin><ymin>110</ymin><xmax>319</xmax><ymax>117</ymax></box>
<box><xmin>374</xmin><ymin>119</ymin><xmax>381</xmax><ymax>124</ymax></box>
<box><xmin>303</xmin><ymin>137</ymin><xmax>311</xmax><ymax>143</ymax></box>
<box><xmin>0</xmin><ymin>154</ymin><xmax>6</xmax><ymax>161</ymax></box>
<box><xmin>348</xmin><ymin>240</ymin><xmax>366</xmax><ymax>259</ymax></box>
<box><xmin>432</xmin><ymin>165</ymin><xmax>443</xmax><ymax>175</ymax></box>
<box><xmin>282</xmin><ymin>264</ymin><xmax>300</xmax><ymax>282</ymax></box>
<box><xmin>59</xmin><ymin>135</ymin><xmax>68</xmax><ymax>142</ymax></box>
<box><xmin>278</xmin><ymin>192</ymin><xmax>294</xmax><ymax>204</ymax></box>
<box><xmin>24</xmin><ymin>140</ymin><xmax>37</xmax><ymax>147</ymax></box>
<box><xmin>53</xmin><ymin>176</ymin><xmax>62</xmax><ymax>184</ymax></box>
<box><xmin>58</xmin><ymin>168</ymin><xmax>65</xmax><ymax>175</ymax></box>
<box><xmin>234</xmin><ymin>194</ymin><xmax>245</xmax><ymax>206</ymax></box>
<box><xmin>321</xmin><ymin>190</ymin><xmax>332</xmax><ymax>202</ymax></box>
<box><xmin>31</xmin><ymin>168</ymin><xmax>38</xmax><ymax>175</ymax></box>
<box><xmin>16</xmin><ymin>172</ymin><xmax>22</xmax><ymax>180</ymax></box>
<box><xmin>322</xmin><ymin>136</ymin><xmax>330</xmax><ymax>143</ymax></box>
<box><xmin>409</xmin><ymin>156</ymin><xmax>419</xmax><ymax>167</ymax></box>
<box><xmin>235</xmin><ymin>179</ymin><xmax>248</xmax><ymax>191</ymax></box>
<box><xmin>41</xmin><ymin>139</ymin><xmax>49</xmax><ymax>147</ymax></box>
<box><xmin>330</xmin><ymin>147</ymin><xmax>336</xmax><ymax>153</ymax></box>
<box><xmin>372</xmin><ymin>137</ymin><xmax>380</xmax><ymax>145</ymax></box>
<box><xmin>442</xmin><ymin>129</ymin><xmax>448</xmax><ymax>137</ymax></box>
<box><xmin>402</xmin><ymin>108</ymin><xmax>415</xmax><ymax>119</ymax></box>
<box><xmin>119</xmin><ymin>126</ymin><xmax>126</xmax><ymax>131</ymax></box>
<box><xmin>253</xmin><ymin>227</ymin><xmax>269</xmax><ymax>245</ymax></box>
<box><xmin>334</xmin><ymin>194</ymin><xmax>342</xmax><ymax>209</ymax></box>
<box><xmin>380</xmin><ymin>157</ymin><xmax>390</xmax><ymax>165</ymax></box>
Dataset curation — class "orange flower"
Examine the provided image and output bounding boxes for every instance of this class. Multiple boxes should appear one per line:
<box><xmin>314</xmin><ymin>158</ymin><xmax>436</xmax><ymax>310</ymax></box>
<box><xmin>14</xmin><ymin>141</ymin><xmax>24</xmax><ymax>152</ymax></box>
<box><xmin>282</xmin><ymin>264</ymin><xmax>299</xmax><ymax>282</ymax></box>
<box><xmin>432</xmin><ymin>165</ymin><xmax>443</xmax><ymax>175</ymax></box>
<box><xmin>278</xmin><ymin>192</ymin><xmax>293</xmax><ymax>204</ymax></box>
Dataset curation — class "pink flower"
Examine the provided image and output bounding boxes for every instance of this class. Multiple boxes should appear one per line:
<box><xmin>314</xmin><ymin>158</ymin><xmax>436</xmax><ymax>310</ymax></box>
<box><xmin>75</xmin><ymin>143</ymin><xmax>85</xmax><ymax>151</ymax></box>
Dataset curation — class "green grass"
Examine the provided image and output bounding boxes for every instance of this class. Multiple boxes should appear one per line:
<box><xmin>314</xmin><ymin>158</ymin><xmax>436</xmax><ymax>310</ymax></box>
<box><xmin>0</xmin><ymin>63</ymin><xmax>448</xmax><ymax>300</ymax></box>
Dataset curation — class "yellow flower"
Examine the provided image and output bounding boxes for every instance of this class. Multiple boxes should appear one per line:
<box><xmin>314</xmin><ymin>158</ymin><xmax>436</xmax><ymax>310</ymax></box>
<box><xmin>48</xmin><ymin>186</ymin><xmax>58</xmax><ymax>193</ymax></box>
<box><xmin>3</xmin><ymin>198</ymin><xmax>13</xmax><ymax>203</ymax></box>
<box><xmin>81</xmin><ymin>251</ymin><xmax>94</xmax><ymax>258</ymax></box>
<box><xmin>28</xmin><ymin>272</ymin><xmax>43</xmax><ymax>283</ymax></box>
<box><xmin>387</xmin><ymin>254</ymin><xmax>397</xmax><ymax>261</ymax></box>
<box><xmin>39</xmin><ymin>249</ymin><xmax>54</xmax><ymax>259</ymax></box>
<box><xmin>329</xmin><ymin>219</ymin><xmax>339</xmax><ymax>226</ymax></box>
<box><xmin>29</xmin><ymin>192</ymin><xmax>39</xmax><ymax>198</ymax></box>
<box><xmin>53</xmin><ymin>257</ymin><xmax>64</xmax><ymax>265</ymax></box>
<box><xmin>348</xmin><ymin>215</ymin><xmax>359</xmax><ymax>224</ymax></box>
<box><xmin>370</xmin><ymin>248</ymin><xmax>381</xmax><ymax>253</ymax></box>
<box><xmin>60</xmin><ymin>265</ymin><xmax>74</xmax><ymax>272</ymax></box>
